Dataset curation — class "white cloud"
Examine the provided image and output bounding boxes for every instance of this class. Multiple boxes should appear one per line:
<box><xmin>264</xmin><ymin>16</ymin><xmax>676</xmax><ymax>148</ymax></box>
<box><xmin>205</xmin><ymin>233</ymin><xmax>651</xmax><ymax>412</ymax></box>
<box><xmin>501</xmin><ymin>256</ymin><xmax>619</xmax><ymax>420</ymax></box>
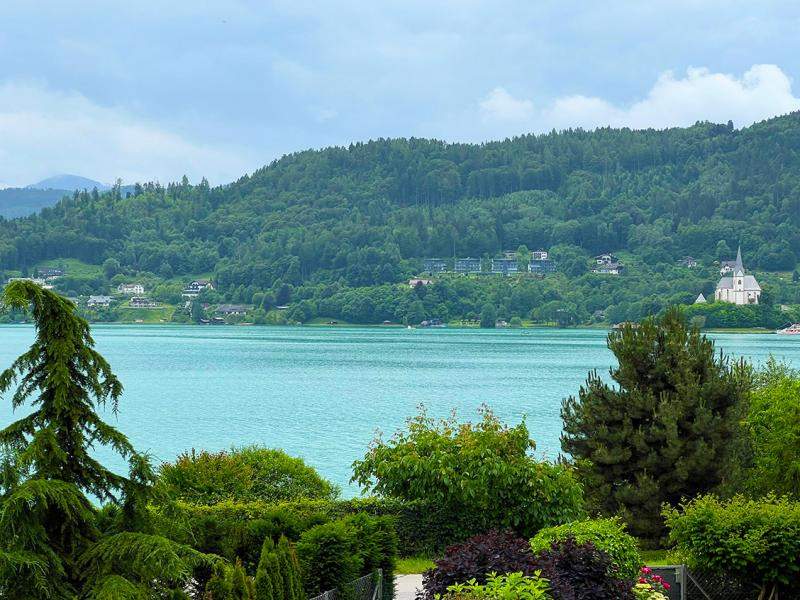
<box><xmin>544</xmin><ymin>64</ymin><xmax>800</xmax><ymax>130</ymax></box>
<box><xmin>0</xmin><ymin>81</ymin><xmax>254</xmax><ymax>186</ymax></box>
<box><xmin>479</xmin><ymin>87</ymin><xmax>535</xmax><ymax>122</ymax></box>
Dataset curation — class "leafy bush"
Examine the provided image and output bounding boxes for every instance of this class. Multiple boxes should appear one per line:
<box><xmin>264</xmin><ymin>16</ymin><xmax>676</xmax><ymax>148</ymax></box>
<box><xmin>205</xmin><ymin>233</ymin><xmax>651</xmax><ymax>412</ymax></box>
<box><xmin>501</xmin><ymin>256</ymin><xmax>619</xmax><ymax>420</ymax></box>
<box><xmin>664</xmin><ymin>494</ymin><xmax>800</xmax><ymax>599</ymax></box>
<box><xmin>532</xmin><ymin>538</ymin><xmax>635</xmax><ymax>600</ymax></box>
<box><xmin>419</xmin><ymin>530</ymin><xmax>538</xmax><ymax>600</ymax></box>
<box><xmin>296</xmin><ymin>520</ymin><xmax>363</xmax><ymax>597</ymax></box>
<box><xmin>442</xmin><ymin>572</ymin><xmax>551</xmax><ymax>600</ymax></box>
<box><xmin>744</xmin><ymin>361</ymin><xmax>800</xmax><ymax>498</ymax></box>
<box><xmin>158</xmin><ymin>446</ymin><xmax>339</xmax><ymax>504</ymax></box>
<box><xmin>352</xmin><ymin>407</ymin><xmax>584</xmax><ymax>538</ymax></box>
<box><xmin>343</xmin><ymin>513</ymin><xmax>398</xmax><ymax>600</ymax></box>
<box><xmin>530</xmin><ymin>518</ymin><xmax>641</xmax><ymax>580</ymax></box>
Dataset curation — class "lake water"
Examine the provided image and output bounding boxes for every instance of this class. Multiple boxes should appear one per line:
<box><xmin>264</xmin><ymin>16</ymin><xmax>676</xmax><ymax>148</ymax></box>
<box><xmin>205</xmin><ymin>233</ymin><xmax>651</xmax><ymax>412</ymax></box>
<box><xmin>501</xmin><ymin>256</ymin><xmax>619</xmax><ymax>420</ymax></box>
<box><xmin>2</xmin><ymin>325</ymin><xmax>799</xmax><ymax>496</ymax></box>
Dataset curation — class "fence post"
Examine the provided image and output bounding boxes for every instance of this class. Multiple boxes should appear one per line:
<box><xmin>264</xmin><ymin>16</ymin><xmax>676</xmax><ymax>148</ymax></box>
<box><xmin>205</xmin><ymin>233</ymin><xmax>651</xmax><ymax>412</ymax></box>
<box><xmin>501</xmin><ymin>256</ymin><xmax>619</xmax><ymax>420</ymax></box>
<box><xmin>680</xmin><ymin>565</ymin><xmax>686</xmax><ymax>600</ymax></box>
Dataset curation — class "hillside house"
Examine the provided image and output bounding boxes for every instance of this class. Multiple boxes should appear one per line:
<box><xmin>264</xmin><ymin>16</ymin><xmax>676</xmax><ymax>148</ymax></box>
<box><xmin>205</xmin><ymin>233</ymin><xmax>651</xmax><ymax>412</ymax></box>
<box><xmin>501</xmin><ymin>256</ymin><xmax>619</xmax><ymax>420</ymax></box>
<box><xmin>408</xmin><ymin>278</ymin><xmax>433</xmax><ymax>287</ymax></box>
<box><xmin>422</xmin><ymin>258</ymin><xmax>448</xmax><ymax>273</ymax></box>
<box><xmin>118</xmin><ymin>283</ymin><xmax>145</xmax><ymax>295</ymax></box>
<box><xmin>129</xmin><ymin>296</ymin><xmax>159</xmax><ymax>308</ymax></box>
<box><xmin>592</xmin><ymin>253</ymin><xmax>624</xmax><ymax>275</ymax></box>
<box><xmin>680</xmin><ymin>256</ymin><xmax>698</xmax><ymax>268</ymax></box>
<box><xmin>529</xmin><ymin>258</ymin><xmax>557</xmax><ymax>274</ymax></box>
<box><xmin>455</xmin><ymin>257</ymin><xmax>482</xmax><ymax>274</ymax></box>
<box><xmin>87</xmin><ymin>295</ymin><xmax>112</xmax><ymax>309</ymax></box>
<box><xmin>37</xmin><ymin>267</ymin><xmax>64</xmax><ymax>279</ymax></box>
<box><xmin>182</xmin><ymin>279</ymin><xmax>214</xmax><ymax>298</ymax></box>
<box><xmin>531</xmin><ymin>250</ymin><xmax>549</xmax><ymax>261</ymax></box>
<box><xmin>215</xmin><ymin>304</ymin><xmax>249</xmax><ymax>316</ymax></box>
<box><xmin>6</xmin><ymin>277</ymin><xmax>53</xmax><ymax>290</ymax></box>
<box><xmin>491</xmin><ymin>257</ymin><xmax>518</xmax><ymax>275</ymax></box>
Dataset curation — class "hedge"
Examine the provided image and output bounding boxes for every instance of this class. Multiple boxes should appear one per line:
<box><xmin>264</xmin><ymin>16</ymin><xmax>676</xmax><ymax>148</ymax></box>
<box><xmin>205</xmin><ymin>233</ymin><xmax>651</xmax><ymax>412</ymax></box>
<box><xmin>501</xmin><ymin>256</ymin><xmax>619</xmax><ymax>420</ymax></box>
<box><xmin>157</xmin><ymin>497</ymin><xmax>504</xmax><ymax>557</ymax></box>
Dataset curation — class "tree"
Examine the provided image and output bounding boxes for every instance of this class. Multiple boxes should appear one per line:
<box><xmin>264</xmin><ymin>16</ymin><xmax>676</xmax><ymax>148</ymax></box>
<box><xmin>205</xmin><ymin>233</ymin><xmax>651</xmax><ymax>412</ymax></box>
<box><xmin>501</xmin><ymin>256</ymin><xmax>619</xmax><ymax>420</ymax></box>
<box><xmin>743</xmin><ymin>359</ymin><xmax>800</xmax><ymax>498</ymax></box>
<box><xmin>192</xmin><ymin>299</ymin><xmax>206</xmax><ymax>323</ymax></box>
<box><xmin>561</xmin><ymin>307</ymin><xmax>749</xmax><ymax>543</ymax></box>
<box><xmin>0</xmin><ymin>281</ymin><xmax>209</xmax><ymax>597</ymax></box>
<box><xmin>479</xmin><ymin>303</ymin><xmax>496</xmax><ymax>328</ymax></box>
<box><xmin>103</xmin><ymin>257</ymin><xmax>121</xmax><ymax>279</ymax></box>
<box><xmin>352</xmin><ymin>407</ymin><xmax>584</xmax><ymax>538</ymax></box>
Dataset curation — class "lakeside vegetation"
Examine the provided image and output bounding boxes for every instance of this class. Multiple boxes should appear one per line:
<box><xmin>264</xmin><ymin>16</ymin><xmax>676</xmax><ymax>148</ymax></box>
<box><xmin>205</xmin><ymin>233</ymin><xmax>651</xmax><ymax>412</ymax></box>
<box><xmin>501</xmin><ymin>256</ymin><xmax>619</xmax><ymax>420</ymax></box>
<box><xmin>2</xmin><ymin>282</ymin><xmax>799</xmax><ymax>599</ymax></box>
<box><xmin>3</xmin><ymin>115</ymin><xmax>800</xmax><ymax>328</ymax></box>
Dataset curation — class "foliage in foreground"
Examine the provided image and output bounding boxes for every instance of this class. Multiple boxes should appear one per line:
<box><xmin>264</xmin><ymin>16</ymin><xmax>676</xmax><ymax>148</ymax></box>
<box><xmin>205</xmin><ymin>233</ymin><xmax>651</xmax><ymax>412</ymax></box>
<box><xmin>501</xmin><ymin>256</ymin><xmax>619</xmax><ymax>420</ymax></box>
<box><xmin>531</xmin><ymin>538</ymin><xmax>635</xmax><ymax>600</ymax></box>
<box><xmin>0</xmin><ymin>281</ymin><xmax>211</xmax><ymax>598</ymax></box>
<box><xmin>352</xmin><ymin>407</ymin><xmax>584</xmax><ymax>539</ymax></box>
<box><xmin>441</xmin><ymin>572</ymin><xmax>551</xmax><ymax>600</ymax></box>
<box><xmin>744</xmin><ymin>359</ymin><xmax>800</xmax><ymax>498</ymax></box>
<box><xmin>561</xmin><ymin>307</ymin><xmax>750</xmax><ymax>543</ymax></box>
<box><xmin>419</xmin><ymin>530</ymin><xmax>538</xmax><ymax>600</ymax></box>
<box><xmin>158</xmin><ymin>445</ymin><xmax>340</xmax><ymax>505</ymax></box>
<box><xmin>530</xmin><ymin>518</ymin><xmax>641</xmax><ymax>581</ymax></box>
<box><xmin>664</xmin><ymin>494</ymin><xmax>800</xmax><ymax>600</ymax></box>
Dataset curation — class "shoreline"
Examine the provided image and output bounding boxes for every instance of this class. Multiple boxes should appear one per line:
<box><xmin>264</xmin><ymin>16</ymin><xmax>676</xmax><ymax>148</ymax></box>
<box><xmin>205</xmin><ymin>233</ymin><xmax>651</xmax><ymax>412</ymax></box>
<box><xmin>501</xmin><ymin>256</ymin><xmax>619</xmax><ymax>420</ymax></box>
<box><xmin>0</xmin><ymin>321</ymin><xmax>781</xmax><ymax>334</ymax></box>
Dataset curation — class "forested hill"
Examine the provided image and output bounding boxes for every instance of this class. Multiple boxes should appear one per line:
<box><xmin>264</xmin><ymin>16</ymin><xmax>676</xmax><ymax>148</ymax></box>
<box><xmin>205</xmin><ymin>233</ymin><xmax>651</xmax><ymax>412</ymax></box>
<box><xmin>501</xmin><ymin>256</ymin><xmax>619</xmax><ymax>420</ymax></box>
<box><xmin>1</xmin><ymin>113</ymin><xmax>800</xmax><ymax>325</ymax></box>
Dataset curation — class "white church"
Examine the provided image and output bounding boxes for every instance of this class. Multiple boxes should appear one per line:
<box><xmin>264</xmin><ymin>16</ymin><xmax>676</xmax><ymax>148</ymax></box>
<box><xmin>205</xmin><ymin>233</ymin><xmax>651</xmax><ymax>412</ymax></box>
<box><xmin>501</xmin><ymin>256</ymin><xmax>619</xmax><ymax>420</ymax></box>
<box><xmin>714</xmin><ymin>247</ymin><xmax>761</xmax><ymax>305</ymax></box>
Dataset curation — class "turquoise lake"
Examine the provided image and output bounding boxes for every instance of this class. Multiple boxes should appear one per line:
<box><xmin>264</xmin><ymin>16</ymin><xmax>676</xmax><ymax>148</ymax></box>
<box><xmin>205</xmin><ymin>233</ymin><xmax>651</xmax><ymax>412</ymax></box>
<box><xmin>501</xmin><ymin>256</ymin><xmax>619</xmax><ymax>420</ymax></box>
<box><xmin>2</xmin><ymin>325</ymin><xmax>800</xmax><ymax>496</ymax></box>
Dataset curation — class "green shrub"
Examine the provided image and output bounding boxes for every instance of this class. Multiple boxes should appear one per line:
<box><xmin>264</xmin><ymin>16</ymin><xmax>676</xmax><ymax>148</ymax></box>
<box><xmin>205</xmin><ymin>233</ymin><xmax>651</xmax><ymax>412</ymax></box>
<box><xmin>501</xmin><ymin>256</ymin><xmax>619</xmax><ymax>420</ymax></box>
<box><xmin>352</xmin><ymin>407</ymin><xmax>584</xmax><ymax>539</ymax></box>
<box><xmin>530</xmin><ymin>518</ymin><xmax>641</xmax><ymax>580</ymax></box>
<box><xmin>296</xmin><ymin>520</ymin><xmax>363</xmax><ymax>597</ymax></box>
<box><xmin>744</xmin><ymin>361</ymin><xmax>800</xmax><ymax>498</ymax></box>
<box><xmin>442</xmin><ymin>572</ymin><xmax>551</xmax><ymax>600</ymax></box>
<box><xmin>664</xmin><ymin>494</ymin><xmax>800</xmax><ymax>599</ymax></box>
<box><xmin>158</xmin><ymin>496</ymin><xmax>493</xmax><ymax>565</ymax></box>
<box><xmin>254</xmin><ymin>536</ymin><xmax>304</xmax><ymax>600</ymax></box>
<box><xmin>158</xmin><ymin>446</ymin><xmax>339</xmax><ymax>504</ymax></box>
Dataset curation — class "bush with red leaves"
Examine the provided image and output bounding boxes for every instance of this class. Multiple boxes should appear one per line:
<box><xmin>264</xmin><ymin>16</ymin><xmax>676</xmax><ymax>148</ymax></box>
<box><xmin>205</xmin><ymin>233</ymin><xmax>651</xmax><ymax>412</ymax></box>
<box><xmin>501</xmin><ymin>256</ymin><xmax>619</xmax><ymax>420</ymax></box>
<box><xmin>532</xmin><ymin>537</ymin><xmax>636</xmax><ymax>600</ymax></box>
<box><xmin>418</xmin><ymin>530</ymin><xmax>537</xmax><ymax>600</ymax></box>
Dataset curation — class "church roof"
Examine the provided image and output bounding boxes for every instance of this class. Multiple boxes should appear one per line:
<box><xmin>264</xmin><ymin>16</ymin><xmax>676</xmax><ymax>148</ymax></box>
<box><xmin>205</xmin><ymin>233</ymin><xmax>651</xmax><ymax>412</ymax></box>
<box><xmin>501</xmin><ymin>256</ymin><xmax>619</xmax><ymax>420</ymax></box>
<box><xmin>716</xmin><ymin>275</ymin><xmax>761</xmax><ymax>291</ymax></box>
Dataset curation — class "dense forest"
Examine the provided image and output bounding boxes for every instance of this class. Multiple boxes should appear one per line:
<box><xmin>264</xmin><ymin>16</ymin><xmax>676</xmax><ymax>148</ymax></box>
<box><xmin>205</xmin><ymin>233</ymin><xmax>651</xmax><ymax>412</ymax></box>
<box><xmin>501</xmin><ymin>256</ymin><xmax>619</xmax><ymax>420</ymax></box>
<box><xmin>2</xmin><ymin>113</ymin><xmax>800</xmax><ymax>325</ymax></box>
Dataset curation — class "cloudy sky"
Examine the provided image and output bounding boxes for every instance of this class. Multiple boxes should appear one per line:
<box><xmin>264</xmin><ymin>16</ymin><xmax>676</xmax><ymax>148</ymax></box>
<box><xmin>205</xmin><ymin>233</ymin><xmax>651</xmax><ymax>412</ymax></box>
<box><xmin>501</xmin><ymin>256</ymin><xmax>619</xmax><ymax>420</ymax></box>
<box><xmin>2</xmin><ymin>1</ymin><xmax>800</xmax><ymax>187</ymax></box>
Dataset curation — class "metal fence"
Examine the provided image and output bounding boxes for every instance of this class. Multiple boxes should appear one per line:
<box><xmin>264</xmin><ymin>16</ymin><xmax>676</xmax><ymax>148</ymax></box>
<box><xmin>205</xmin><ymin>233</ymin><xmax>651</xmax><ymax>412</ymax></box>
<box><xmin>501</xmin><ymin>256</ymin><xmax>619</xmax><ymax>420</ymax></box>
<box><xmin>309</xmin><ymin>570</ymin><xmax>383</xmax><ymax>600</ymax></box>
<box><xmin>650</xmin><ymin>566</ymin><xmax>800</xmax><ymax>600</ymax></box>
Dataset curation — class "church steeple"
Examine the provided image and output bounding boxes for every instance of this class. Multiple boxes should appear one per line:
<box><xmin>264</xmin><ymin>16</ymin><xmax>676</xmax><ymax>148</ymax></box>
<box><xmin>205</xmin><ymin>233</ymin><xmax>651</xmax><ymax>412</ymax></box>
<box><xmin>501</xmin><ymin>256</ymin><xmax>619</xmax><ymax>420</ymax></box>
<box><xmin>734</xmin><ymin>245</ymin><xmax>744</xmax><ymax>276</ymax></box>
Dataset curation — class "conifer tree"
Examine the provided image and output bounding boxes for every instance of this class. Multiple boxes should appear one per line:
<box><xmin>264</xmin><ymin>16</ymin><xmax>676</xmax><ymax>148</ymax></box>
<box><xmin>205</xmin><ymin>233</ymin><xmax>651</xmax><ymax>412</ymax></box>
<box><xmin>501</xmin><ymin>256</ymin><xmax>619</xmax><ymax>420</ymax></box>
<box><xmin>0</xmin><ymin>281</ymin><xmax>210</xmax><ymax>597</ymax></box>
<box><xmin>255</xmin><ymin>537</ymin><xmax>276</xmax><ymax>600</ymax></box>
<box><xmin>561</xmin><ymin>307</ymin><xmax>749</xmax><ymax>543</ymax></box>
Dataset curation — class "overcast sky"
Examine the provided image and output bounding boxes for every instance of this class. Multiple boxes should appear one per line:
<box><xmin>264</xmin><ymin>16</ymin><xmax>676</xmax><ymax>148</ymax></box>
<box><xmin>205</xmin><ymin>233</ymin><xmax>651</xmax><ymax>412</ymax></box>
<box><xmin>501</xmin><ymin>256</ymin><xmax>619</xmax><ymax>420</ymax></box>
<box><xmin>2</xmin><ymin>1</ymin><xmax>800</xmax><ymax>187</ymax></box>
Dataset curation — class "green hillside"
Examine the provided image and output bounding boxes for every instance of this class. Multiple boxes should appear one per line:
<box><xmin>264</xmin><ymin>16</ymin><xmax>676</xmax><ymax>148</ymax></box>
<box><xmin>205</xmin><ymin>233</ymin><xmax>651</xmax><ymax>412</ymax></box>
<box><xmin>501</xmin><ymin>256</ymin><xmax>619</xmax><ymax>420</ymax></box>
<box><xmin>2</xmin><ymin>115</ymin><xmax>800</xmax><ymax>325</ymax></box>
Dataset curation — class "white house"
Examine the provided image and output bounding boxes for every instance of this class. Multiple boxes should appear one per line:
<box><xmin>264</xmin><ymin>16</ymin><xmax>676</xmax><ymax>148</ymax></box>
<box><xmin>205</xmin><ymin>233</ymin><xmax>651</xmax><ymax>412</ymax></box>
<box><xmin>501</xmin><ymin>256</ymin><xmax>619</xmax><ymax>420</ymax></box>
<box><xmin>87</xmin><ymin>295</ymin><xmax>112</xmax><ymax>308</ymax></box>
<box><xmin>715</xmin><ymin>247</ymin><xmax>761</xmax><ymax>305</ymax></box>
<box><xmin>182</xmin><ymin>279</ymin><xmax>214</xmax><ymax>298</ymax></box>
<box><xmin>117</xmin><ymin>283</ymin><xmax>145</xmax><ymax>295</ymax></box>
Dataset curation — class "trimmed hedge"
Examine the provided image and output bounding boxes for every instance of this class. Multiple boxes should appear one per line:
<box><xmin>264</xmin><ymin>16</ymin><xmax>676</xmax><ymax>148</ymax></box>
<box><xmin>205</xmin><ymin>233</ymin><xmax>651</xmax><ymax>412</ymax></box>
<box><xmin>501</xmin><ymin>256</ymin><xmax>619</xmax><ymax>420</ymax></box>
<box><xmin>159</xmin><ymin>497</ymin><xmax>492</xmax><ymax>557</ymax></box>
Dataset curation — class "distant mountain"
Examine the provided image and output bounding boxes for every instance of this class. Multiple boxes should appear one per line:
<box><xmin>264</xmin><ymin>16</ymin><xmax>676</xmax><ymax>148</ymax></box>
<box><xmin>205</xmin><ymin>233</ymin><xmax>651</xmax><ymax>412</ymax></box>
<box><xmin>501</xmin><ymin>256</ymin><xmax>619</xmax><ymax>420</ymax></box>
<box><xmin>27</xmin><ymin>174</ymin><xmax>109</xmax><ymax>192</ymax></box>
<box><xmin>0</xmin><ymin>188</ymin><xmax>68</xmax><ymax>218</ymax></box>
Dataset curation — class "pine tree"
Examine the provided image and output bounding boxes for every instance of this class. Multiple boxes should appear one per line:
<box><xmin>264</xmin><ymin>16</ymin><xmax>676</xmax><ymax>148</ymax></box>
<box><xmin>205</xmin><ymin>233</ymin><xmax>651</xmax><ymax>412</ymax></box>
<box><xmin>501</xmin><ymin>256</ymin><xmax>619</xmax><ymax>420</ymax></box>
<box><xmin>255</xmin><ymin>537</ymin><xmax>276</xmax><ymax>600</ymax></box>
<box><xmin>561</xmin><ymin>307</ymin><xmax>749</xmax><ymax>543</ymax></box>
<box><xmin>0</xmin><ymin>281</ymin><xmax>211</xmax><ymax>597</ymax></box>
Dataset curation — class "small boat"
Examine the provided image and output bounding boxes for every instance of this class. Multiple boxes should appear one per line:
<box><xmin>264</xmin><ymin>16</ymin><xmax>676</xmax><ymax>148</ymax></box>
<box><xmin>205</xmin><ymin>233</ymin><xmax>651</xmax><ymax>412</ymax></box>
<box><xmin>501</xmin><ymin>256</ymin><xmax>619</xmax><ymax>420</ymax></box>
<box><xmin>776</xmin><ymin>323</ymin><xmax>800</xmax><ymax>335</ymax></box>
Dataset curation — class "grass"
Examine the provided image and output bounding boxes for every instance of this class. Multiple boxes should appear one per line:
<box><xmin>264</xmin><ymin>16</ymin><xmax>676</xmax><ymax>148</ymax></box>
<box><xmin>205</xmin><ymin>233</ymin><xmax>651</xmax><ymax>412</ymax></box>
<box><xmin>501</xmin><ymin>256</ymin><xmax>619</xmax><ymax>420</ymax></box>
<box><xmin>36</xmin><ymin>258</ymin><xmax>103</xmax><ymax>278</ymax></box>
<box><xmin>396</xmin><ymin>557</ymin><xmax>434</xmax><ymax>574</ymax></box>
<box><xmin>114</xmin><ymin>306</ymin><xmax>176</xmax><ymax>323</ymax></box>
<box><xmin>641</xmin><ymin>549</ymin><xmax>675</xmax><ymax>566</ymax></box>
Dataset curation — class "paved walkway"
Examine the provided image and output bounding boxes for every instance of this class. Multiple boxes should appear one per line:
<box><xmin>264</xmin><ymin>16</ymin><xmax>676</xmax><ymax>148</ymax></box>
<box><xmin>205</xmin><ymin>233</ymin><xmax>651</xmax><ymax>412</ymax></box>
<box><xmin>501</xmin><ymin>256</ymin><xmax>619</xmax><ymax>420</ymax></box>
<box><xmin>395</xmin><ymin>575</ymin><xmax>423</xmax><ymax>600</ymax></box>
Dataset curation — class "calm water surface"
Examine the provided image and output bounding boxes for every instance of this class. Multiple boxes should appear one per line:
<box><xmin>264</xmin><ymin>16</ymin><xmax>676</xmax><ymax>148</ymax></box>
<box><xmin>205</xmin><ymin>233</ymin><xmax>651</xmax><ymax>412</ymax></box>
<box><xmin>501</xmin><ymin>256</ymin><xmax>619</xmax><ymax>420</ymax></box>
<box><xmin>2</xmin><ymin>325</ymin><xmax>799</xmax><ymax>496</ymax></box>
